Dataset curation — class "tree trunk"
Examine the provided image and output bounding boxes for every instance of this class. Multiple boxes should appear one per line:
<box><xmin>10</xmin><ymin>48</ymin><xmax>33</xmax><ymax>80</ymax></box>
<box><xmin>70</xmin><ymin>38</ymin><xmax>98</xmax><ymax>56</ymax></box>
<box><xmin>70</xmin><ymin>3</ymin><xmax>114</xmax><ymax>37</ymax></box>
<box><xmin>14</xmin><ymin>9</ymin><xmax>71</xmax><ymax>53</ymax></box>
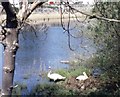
<box><xmin>1</xmin><ymin>1</ymin><xmax>18</xmax><ymax>96</ymax></box>
<box><xmin>2</xmin><ymin>29</ymin><xmax>18</xmax><ymax>96</ymax></box>
<box><xmin>0</xmin><ymin>1</ymin><xmax>45</xmax><ymax>96</ymax></box>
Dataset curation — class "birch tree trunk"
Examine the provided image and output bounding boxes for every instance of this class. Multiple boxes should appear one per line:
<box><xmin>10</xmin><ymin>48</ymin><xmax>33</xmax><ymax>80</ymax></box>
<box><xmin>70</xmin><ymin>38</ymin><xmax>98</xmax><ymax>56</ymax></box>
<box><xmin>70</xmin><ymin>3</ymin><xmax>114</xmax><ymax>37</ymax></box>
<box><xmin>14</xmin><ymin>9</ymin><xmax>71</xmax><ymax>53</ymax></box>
<box><xmin>2</xmin><ymin>29</ymin><xmax>18</xmax><ymax>96</ymax></box>
<box><xmin>1</xmin><ymin>2</ymin><xmax>18</xmax><ymax>96</ymax></box>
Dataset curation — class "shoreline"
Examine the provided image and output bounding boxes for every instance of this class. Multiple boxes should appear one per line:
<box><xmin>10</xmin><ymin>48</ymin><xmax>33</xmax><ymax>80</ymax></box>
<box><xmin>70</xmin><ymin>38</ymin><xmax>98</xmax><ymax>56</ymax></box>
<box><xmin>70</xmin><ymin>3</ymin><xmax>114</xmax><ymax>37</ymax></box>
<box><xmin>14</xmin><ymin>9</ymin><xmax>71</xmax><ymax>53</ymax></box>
<box><xmin>28</xmin><ymin>12</ymin><xmax>85</xmax><ymax>25</ymax></box>
<box><xmin>0</xmin><ymin>12</ymin><xmax>86</xmax><ymax>25</ymax></box>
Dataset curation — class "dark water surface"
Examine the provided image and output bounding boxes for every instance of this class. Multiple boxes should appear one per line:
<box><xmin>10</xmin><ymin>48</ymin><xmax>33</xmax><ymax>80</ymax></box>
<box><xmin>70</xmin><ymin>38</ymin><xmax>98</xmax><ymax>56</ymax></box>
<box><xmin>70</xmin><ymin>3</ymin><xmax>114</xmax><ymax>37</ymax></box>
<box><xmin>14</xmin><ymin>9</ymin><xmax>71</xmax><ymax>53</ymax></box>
<box><xmin>0</xmin><ymin>26</ymin><xmax>96</xmax><ymax>91</ymax></box>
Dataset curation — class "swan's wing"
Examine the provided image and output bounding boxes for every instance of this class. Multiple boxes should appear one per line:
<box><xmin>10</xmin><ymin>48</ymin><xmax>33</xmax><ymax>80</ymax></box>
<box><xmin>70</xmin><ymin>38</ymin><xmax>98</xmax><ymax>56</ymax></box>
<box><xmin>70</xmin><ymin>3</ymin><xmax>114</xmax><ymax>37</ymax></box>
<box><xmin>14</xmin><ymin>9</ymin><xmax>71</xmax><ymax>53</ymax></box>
<box><xmin>51</xmin><ymin>73</ymin><xmax>65</xmax><ymax>79</ymax></box>
<box><xmin>76</xmin><ymin>75</ymin><xmax>84</xmax><ymax>80</ymax></box>
<box><xmin>76</xmin><ymin>75</ymin><xmax>88</xmax><ymax>81</ymax></box>
<box><xmin>48</xmin><ymin>74</ymin><xmax>57</xmax><ymax>81</ymax></box>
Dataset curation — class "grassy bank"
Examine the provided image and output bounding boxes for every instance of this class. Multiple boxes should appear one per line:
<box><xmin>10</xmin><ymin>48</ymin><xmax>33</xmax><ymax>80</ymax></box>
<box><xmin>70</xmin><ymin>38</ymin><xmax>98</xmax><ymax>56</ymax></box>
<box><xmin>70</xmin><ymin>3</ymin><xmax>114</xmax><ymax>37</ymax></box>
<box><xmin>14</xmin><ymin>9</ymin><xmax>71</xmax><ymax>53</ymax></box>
<box><xmin>11</xmin><ymin>57</ymin><xmax>120</xmax><ymax>96</ymax></box>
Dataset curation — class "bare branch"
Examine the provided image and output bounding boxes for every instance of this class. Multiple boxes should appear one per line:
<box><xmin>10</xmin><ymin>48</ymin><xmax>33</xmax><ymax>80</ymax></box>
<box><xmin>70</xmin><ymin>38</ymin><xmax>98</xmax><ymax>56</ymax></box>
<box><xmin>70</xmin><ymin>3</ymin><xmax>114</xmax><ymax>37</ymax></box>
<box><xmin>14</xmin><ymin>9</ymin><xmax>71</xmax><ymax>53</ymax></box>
<box><xmin>22</xmin><ymin>1</ymin><xmax>45</xmax><ymax>22</ymax></box>
<box><xmin>66</xmin><ymin>3</ymin><xmax>120</xmax><ymax>23</ymax></box>
<box><xmin>60</xmin><ymin>2</ymin><xmax>67</xmax><ymax>32</ymax></box>
<box><xmin>17</xmin><ymin>1</ymin><xmax>46</xmax><ymax>30</ymax></box>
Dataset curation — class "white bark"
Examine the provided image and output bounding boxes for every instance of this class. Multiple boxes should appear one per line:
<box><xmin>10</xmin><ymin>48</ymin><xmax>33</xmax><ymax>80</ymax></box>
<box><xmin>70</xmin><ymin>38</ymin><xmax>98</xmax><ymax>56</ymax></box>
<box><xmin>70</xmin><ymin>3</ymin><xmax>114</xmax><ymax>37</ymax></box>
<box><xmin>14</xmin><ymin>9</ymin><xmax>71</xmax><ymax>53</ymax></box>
<box><xmin>18</xmin><ymin>0</ymin><xmax>28</xmax><ymax>20</ymax></box>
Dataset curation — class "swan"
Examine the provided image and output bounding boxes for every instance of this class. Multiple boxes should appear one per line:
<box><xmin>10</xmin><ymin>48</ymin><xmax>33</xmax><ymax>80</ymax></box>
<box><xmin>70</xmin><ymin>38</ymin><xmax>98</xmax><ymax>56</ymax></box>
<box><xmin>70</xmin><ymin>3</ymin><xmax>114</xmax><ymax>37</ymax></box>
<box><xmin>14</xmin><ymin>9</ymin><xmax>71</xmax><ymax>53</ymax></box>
<box><xmin>76</xmin><ymin>72</ymin><xmax>88</xmax><ymax>81</ymax></box>
<box><xmin>47</xmin><ymin>67</ymin><xmax>66</xmax><ymax>81</ymax></box>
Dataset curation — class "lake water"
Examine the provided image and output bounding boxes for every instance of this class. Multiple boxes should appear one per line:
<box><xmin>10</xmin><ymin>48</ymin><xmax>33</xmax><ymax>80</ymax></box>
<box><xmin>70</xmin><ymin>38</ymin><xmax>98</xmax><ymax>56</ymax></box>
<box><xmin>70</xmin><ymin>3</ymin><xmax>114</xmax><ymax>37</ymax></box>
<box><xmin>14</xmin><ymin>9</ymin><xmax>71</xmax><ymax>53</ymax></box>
<box><xmin>0</xmin><ymin>26</ymin><xmax>96</xmax><ymax>91</ymax></box>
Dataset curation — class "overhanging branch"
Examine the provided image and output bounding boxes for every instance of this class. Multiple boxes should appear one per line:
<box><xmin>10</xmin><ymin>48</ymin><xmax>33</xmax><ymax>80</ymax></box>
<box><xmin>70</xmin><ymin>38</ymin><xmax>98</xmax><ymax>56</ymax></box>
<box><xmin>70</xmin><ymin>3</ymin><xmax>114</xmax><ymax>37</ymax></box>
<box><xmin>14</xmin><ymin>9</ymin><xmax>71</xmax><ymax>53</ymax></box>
<box><xmin>67</xmin><ymin>3</ymin><xmax>120</xmax><ymax>23</ymax></box>
<box><xmin>22</xmin><ymin>1</ymin><xmax>45</xmax><ymax>22</ymax></box>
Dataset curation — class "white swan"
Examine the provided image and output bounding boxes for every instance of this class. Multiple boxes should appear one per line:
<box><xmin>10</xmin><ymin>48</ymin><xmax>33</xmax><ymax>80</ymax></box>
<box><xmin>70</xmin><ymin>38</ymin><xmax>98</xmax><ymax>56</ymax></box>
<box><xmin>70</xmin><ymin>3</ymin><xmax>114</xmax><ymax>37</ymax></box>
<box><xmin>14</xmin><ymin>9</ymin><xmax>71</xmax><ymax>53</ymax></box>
<box><xmin>47</xmin><ymin>66</ymin><xmax>66</xmax><ymax>82</ymax></box>
<box><xmin>47</xmin><ymin>70</ymin><xmax>66</xmax><ymax>81</ymax></box>
<box><xmin>76</xmin><ymin>72</ymin><xmax>88</xmax><ymax>81</ymax></box>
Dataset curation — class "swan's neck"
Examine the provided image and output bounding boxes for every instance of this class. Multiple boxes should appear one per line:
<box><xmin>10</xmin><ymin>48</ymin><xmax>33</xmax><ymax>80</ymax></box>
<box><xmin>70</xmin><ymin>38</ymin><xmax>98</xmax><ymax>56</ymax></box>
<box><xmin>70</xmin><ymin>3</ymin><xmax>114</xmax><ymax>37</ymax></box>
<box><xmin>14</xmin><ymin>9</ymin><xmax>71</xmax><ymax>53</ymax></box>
<box><xmin>48</xmin><ymin>70</ymin><xmax>51</xmax><ymax>77</ymax></box>
<box><xmin>83</xmin><ymin>73</ymin><xmax>88</xmax><ymax>78</ymax></box>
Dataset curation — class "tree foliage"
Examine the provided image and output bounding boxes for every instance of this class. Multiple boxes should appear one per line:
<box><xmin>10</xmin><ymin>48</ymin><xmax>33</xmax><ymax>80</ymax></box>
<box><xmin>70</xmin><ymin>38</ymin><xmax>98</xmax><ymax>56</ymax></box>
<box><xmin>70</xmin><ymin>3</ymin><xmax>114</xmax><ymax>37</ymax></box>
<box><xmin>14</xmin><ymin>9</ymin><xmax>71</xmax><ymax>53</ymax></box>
<box><xmin>92</xmin><ymin>2</ymin><xmax>120</xmax><ymax>80</ymax></box>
